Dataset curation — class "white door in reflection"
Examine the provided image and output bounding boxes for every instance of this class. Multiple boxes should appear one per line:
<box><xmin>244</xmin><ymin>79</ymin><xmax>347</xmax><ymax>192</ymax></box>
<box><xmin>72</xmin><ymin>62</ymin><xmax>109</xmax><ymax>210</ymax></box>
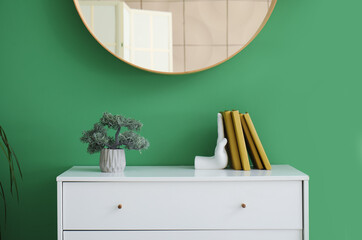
<box><xmin>79</xmin><ymin>1</ymin><xmax>173</xmax><ymax>72</ymax></box>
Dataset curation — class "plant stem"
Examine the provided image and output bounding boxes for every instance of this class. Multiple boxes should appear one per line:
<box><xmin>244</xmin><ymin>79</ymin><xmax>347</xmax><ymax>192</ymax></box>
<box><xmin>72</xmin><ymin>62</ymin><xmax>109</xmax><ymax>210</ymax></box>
<box><xmin>112</xmin><ymin>127</ymin><xmax>121</xmax><ymax>149</ymax></box>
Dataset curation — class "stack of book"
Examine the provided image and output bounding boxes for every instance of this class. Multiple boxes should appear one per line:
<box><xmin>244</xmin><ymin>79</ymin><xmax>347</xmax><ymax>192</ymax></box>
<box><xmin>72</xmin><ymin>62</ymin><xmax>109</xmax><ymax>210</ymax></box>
<box><xmin>221</xmin><ymin>111</ymin><xmax>271</xmax><ymax>170</ymax></box>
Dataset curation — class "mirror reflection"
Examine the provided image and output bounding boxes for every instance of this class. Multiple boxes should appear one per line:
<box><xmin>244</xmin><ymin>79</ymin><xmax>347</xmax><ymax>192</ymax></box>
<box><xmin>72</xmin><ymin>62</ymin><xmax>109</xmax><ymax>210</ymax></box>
<box><xmin>75</xmin><ymin>0</ymin><xmax>275</xmax><ymax>73</ymax></box>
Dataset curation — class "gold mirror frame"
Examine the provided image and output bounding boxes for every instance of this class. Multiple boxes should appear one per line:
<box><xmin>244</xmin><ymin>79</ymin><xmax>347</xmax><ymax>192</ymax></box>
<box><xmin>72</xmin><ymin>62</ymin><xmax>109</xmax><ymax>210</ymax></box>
<box><xmin>73</xmin><ymin>0</ymin><xmax>277</xmax><ymax>74</ymax></box>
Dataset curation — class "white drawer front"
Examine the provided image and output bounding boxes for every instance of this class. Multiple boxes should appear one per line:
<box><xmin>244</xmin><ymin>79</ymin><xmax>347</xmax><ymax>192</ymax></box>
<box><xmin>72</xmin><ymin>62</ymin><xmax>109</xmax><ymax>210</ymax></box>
<box><xmin>64</xmin><ymin>230</ymin><xmax>302</xmax><ymax>240</ymax></box>
<box><xmin>63</xmin><ymin>181</ymin><xmax>302</xmax><ymax>230</ymax></box>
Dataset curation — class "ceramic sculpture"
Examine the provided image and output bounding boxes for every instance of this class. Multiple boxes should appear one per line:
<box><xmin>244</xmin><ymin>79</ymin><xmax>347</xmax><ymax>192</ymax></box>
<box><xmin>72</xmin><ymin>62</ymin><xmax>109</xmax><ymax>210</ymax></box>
<box><xmin>194</xmin><ymin>113</ymin><xmax>228</xmax><ymax>169</ymax></box>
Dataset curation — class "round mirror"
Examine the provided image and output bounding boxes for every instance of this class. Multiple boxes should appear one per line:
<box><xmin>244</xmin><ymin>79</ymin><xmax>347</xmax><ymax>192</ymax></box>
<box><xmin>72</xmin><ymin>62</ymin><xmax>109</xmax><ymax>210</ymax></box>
<box><xmin>74</xmin><ymin>0</ymin><xmax>276</xmax><ymax>74</ymax></box>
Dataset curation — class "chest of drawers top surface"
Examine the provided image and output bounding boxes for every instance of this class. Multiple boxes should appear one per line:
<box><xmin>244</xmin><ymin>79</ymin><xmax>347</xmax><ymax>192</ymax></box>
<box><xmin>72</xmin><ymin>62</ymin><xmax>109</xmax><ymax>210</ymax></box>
<box><xmin>56</xmin><ymin>165</ymin><xmax>309</xmax><ymax>182</ymax></box>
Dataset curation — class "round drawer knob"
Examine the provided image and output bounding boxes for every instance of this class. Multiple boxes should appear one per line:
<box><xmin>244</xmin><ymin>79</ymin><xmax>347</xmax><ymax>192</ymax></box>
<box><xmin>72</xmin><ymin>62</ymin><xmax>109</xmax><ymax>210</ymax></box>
<box><xmin>118</xmin><ymin>204</ymin><xmax>123</xmax><ymax>209</ymax></box>
<box><xmin>241</xmin><ymin>203</ymin><xmax>247</xmax><ymax>208</ymax></box>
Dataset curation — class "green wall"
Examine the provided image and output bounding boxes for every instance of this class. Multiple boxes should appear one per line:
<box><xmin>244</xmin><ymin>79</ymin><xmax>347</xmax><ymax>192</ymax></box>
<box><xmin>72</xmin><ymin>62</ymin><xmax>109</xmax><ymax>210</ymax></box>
<box><xmin>1</xmin><ymin>0</ymin><xmax>361</xmax><ymax>239</ymax></box>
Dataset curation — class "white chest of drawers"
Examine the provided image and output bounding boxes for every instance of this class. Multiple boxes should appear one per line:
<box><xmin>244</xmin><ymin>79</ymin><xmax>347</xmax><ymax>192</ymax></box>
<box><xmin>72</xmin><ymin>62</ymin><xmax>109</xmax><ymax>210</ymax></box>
<box><xmin>57</xmin><ymin>165</ymin><xmax>309</xmax><ymax>240</ymax></box>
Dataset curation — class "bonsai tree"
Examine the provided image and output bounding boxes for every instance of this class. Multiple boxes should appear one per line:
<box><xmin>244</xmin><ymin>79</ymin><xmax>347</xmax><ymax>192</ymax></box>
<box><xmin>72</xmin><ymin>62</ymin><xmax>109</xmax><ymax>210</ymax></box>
<box><xmin>81</xmin><ymin>112</ymin><xmax>149</xmax><ymax>153</ymax></box>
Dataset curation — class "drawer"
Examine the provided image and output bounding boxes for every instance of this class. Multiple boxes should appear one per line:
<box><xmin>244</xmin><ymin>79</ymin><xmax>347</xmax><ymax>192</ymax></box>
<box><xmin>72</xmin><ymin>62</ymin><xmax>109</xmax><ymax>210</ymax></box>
<box><xmin>63</xmin><ymin>181</ymin><xmax>302</xmax><ymax>230</ymax></box>
<box><xmin>64</xmin><ymin>230</ymin><xmax>302</xmax><ymax>240</ymax></box>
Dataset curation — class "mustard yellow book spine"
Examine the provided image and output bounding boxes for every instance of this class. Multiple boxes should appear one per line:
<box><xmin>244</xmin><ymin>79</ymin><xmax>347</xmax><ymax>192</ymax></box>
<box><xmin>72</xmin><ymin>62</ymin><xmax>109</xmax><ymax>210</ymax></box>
<box><xmin>240</xmin><ymin>113</ymin><xmax>264</xmax><ymax>169</ymax></box>
<box><xmin>222</xmin><ymin>111</ymin><xmax>242</xmax><ymax>170</ymax></box>
<box><xmin>231</xmin><ymin>110</ymin><xmax>250</xmax><ymax>171</ymax></box>
<box><xmin>244</xmin><ymin>113</ymin><xmax>272</xmax><ymax>170</ymax></box>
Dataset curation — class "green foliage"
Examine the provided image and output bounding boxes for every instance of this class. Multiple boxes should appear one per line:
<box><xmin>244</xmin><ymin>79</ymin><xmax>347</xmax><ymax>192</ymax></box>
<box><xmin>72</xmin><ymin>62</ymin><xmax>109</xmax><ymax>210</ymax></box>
<box><xmin>118</xmin><ymin>131</ymin><xmax>149</xmax><ymax>150</ymax></box>
<box><xmin>0</xmin><ymin>126</ymin><xmax>22</xmax><ymax>240</ymax></box>
<box><xmin>100</xmin><ymin>112</ymin><xmax>142</xmax><ymax>131</ymax></box>
<box><xmin>81</xmin><ymin>113</ymin><xmax>149</xmax><ymax>154</ymax></box>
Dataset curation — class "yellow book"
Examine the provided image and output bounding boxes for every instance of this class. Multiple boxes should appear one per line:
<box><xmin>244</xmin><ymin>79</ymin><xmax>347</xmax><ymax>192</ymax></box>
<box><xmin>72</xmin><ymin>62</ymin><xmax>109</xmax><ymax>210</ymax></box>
<box><xmin>243</xmin><ymin>113</ymin><xmax>272</xmax><ymax>170</ymax></box>
<box><xmin>222</xmin><ymin>111</ymin><xmax>242</xmax><ymax>170</ymax></box>
<box><xmin>240</xmin><ymin>113</ymin><xmax>264</xmax><ymax>169</ymax></box>
<box><xmin>231</xmin><ymin>110</ymin><xmax>250</xmax><ymax>171</ymax></box>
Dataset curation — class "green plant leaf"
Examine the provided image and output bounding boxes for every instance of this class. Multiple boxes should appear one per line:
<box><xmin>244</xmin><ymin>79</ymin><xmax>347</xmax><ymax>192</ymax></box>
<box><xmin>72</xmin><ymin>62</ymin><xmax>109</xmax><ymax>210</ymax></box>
<box><xmin>0</xmin><ymin>126</ymin><xmax>22</xmax><ymax>239</ymax></box>
<box><xmin>0</xmin><ymin>181</ymin><xmax>6</xmax><ymax>240</ymax></box>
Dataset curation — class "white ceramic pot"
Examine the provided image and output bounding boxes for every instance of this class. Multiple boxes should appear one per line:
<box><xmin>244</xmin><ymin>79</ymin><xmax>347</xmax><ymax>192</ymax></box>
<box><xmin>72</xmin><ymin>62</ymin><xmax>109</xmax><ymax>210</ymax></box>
<box><xmin>99</xmin><ymin>149</ymin><xmax>126</xmax><ymax>173</ymax></box>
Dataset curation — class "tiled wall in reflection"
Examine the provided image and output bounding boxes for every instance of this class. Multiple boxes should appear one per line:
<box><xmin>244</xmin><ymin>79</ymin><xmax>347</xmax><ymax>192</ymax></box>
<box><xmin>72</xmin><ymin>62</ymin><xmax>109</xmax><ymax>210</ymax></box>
<box><xmin>125</xmin><ymin>0</ymin><xmax>272</xmax><ymax>72</ymax></box>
